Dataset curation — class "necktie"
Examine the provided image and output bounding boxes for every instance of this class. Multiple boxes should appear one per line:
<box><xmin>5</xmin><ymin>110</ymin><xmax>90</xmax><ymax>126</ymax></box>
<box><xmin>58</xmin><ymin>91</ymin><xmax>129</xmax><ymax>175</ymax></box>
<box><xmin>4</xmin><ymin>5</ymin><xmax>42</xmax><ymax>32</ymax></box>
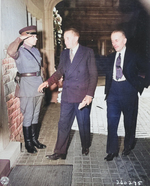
<box><xmin>116</xmin><ymin>53</ymin><xmax>123</xmax><ymax>80</ymax></box>
<box><xmin>70</xmin><ymin>49</ymin><xmax>74</xmax><ymax>62</ymax></box>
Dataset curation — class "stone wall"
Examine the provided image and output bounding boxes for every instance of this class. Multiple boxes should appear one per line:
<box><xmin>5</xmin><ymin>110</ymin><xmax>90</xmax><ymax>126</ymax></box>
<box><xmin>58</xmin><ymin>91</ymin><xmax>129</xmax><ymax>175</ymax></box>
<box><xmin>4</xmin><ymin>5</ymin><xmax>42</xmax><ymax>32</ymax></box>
<box><xmin>0</xmin><ymin>0</ymin><xmax>46</xmax><ymax>151</ymax></box>
<box><xmin>2</xmin><ymin>57</ymin><xmax>23</xmax><ymax>141</ymax></box>
<box><xmin>0</xmin><ymin>0</ymin><xmax>27</xmax><ymax>151</ymax></box>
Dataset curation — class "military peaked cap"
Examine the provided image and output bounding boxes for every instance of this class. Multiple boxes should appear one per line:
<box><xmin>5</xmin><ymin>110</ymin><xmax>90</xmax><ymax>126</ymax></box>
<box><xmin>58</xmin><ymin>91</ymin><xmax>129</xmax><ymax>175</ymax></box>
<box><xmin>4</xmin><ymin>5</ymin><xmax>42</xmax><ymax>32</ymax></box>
<box><xmin>19</xmin><ymin>25</ymin><xmax>37</xmax><ymax>35</ymax></box>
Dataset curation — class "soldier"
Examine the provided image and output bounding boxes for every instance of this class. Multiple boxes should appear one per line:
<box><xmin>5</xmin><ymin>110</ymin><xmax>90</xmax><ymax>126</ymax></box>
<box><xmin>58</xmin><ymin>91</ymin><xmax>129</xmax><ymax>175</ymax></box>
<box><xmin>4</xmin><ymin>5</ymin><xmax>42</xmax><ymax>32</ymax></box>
<box><xmin>7</xmin><ymin>25</ymin><xmax>46</xmax><ymax>153</ymax></box>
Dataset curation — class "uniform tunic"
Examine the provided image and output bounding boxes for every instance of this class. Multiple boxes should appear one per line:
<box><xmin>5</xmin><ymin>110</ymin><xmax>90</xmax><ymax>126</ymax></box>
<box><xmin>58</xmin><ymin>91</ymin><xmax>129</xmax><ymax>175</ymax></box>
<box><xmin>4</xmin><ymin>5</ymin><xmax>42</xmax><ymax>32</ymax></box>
<box><xmin>7</xmin><ymin>37</ymin><xmax>44</xmax><ymax>126</ymax></box>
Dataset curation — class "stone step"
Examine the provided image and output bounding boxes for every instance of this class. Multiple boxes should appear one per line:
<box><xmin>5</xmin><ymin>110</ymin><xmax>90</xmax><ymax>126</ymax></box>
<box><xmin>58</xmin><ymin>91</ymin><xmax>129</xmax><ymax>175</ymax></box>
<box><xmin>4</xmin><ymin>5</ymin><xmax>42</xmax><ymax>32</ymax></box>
<box><xmin>0</xmin><ymin>142</ymin><xmax>20</xmax><ymax>168</ymax></box>
<box><xmin>0</xmin><ymin>159</ymin><xmax>10</xmax><ymax>177</ymax></box>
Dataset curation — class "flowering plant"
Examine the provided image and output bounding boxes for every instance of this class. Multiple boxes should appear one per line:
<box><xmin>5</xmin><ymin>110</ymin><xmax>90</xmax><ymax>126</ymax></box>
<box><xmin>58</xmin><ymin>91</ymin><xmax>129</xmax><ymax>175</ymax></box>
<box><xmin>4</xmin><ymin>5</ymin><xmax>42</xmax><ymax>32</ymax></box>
<box><xmin>53</xmin><ymin>7</ymin><xmax>62</xmax><ymax>46</ymax></box>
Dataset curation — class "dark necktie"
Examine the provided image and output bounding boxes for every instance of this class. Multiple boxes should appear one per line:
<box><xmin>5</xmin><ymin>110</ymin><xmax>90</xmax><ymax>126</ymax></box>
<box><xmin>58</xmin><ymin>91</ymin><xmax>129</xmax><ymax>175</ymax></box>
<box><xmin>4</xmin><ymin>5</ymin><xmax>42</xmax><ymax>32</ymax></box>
<box><xmin>116</xmin><ymin>53</ymin><xmax>123</xmax><ymax>80</ymax></box>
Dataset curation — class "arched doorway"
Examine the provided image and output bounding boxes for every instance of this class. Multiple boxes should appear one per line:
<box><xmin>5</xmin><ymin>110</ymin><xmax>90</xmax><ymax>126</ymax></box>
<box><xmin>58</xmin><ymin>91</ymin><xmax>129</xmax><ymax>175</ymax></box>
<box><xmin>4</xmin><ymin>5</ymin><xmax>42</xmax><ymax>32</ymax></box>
<box><xmin>44</xmin><ymin>0</ymin><xmax>62</xmax><ymax>77</ymax></box>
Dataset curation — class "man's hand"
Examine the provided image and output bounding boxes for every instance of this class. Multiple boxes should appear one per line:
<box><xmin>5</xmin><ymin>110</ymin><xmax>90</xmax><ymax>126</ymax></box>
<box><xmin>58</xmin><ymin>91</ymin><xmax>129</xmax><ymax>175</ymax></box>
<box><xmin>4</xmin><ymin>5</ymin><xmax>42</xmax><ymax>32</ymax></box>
<box><xmin>78</xmin><ymin>95</ymin><xmax>92</xmax><ymax>110</ymax></box>
<box><xmin>82</xmin><ymin>95</ymin><xmax>93</xmax><ymax>105</ymax></box>
<box><xmin>38</xmin><ymin>81</ymin><xmax>49</xmax><ymax>93</ymax></box>
<box><xmin>20</xmin><ymin>34</ymin><xmax>32</xmax><ymax>41</ymax></box>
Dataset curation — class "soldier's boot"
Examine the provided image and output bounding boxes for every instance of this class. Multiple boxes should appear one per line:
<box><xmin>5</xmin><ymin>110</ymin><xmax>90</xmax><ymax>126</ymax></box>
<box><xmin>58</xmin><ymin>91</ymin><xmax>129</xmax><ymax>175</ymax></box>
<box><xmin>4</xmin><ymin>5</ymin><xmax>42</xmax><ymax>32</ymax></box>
<box><xmin>31</xmin><ymin>124</ymin><xmax>46</xmax><ymax>149</ymax></box>
<box><xmin>23</xmin><ymin>126</ymin><xmax>37</xmax><ymax>153</ymax></box>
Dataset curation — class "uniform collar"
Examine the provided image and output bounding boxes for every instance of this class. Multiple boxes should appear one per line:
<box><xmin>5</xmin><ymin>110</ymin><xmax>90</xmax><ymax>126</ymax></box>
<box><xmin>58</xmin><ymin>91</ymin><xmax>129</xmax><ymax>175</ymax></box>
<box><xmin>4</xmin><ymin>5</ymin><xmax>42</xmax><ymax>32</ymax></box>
<box><xmin>23</xmin><ymin>43</ymin><xmax>32</xmax><ymax>50</ymax></box>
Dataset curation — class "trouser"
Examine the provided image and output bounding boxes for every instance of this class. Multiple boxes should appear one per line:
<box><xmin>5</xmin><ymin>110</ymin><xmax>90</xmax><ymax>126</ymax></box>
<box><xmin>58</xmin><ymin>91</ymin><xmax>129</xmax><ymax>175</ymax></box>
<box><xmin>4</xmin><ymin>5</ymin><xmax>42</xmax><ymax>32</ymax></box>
<box><xmin>54</xmin><ymin>102</ymin><xmax>92</xmax><ymax>154</ymax></box>
<box><xmin>20</xmin><ymin>96</ymin><xmax>43</xmax><ymax>127</ymax></box>
<box><xmin>106</xmin><ymin>80</ymin><xmax>138</xmax><ymax>153</ymax></box>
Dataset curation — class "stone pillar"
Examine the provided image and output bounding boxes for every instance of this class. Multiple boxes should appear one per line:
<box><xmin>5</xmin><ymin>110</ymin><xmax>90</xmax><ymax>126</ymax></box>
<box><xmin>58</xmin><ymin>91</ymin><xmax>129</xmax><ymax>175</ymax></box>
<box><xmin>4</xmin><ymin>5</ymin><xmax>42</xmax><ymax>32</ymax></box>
<box><xmin>32</xmin><ymin>16</ymin><xmax>37</xmax><ymax>26</ymax></box>
<box><xmin>37</xmin><ymin>19</ymin><xmax>44</xmax><ymax>75</ymax></box>
<box><xmin>101</xmin><ymin>41</ymin><xmax>105</xmax><ymax>55</ymax></box>
<box><xmin>44</xmin><ymin>6</ymin><xmax>55</xmax><ymax>76</ymax></box>
<box><xmin>44</xmin><ymin>0</ymin><xmax>62</xmax><ymax>77</ymax></box>
<box><xmin>28</xmin><ymin>12</ymin><xmax>32</xmax><ymax>26</ymax></box>
<box><xmin>37</xmin><ymin>19</ymin><xmax>43</xmax><ymax>32</ymax></box>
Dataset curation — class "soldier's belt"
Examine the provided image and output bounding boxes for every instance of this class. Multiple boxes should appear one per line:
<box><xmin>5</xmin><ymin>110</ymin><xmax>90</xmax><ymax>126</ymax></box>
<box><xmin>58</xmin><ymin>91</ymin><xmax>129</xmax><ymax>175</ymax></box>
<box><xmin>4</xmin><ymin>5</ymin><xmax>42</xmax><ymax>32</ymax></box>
<box><xmin>17</xmin><ymin>71</ymin><xmax>41</xmax><ymax>77</ymax></box>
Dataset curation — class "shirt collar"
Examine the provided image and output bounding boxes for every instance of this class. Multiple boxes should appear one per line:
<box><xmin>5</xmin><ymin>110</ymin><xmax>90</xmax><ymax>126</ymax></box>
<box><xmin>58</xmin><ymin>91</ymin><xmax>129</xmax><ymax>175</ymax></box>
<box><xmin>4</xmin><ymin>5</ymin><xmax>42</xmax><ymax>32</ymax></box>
<box><xmin>70</xmin><ymin>43</ymin><xmax>79</xmax><ymax>54</ymax></box>
<box><xmin>116</xmin><ymin>46</ymin><xmax>126</xmax><ymax>56</ymax></box>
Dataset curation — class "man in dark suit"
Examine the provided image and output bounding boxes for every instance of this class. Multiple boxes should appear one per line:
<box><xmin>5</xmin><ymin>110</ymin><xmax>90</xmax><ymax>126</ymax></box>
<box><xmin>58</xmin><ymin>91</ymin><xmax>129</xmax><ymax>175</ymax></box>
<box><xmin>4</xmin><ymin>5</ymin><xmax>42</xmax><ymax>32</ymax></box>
<box><xmin>38</xmin><ymin>28</ymin><xmax>98</xmax><ymax>160</ymax></box>
<box><xmin>104</xmin><ymin>30</ymin><xmax>145</xmax><ymax>161</ymax></box>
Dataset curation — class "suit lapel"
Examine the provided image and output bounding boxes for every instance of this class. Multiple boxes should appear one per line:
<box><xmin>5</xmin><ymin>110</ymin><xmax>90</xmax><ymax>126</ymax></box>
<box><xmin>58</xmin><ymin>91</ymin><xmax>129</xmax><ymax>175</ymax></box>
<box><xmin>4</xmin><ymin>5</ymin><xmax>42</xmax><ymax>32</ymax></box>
<box><xmin>112</xmin><ymin>53</ymin><xmax>116</xmax><ymax>66</ymax></box>
<box><xmin>67</xmin><ymin>45</ymin><xmax>84</xmax><ymax>76</ymax></box>
<box><xmin>63</xmin><ymin>49</ymin><xmax>71</xmax><ymax>72</ymax></box>
<box><xmin>122</xmin><ymin>48</ymin><xmax>130</xmax><ymax>73</ymax></box>
<box><xmin>110</xmin><ymin>52</ymin><xmax>116</xmax><ymax>75</ymax></box>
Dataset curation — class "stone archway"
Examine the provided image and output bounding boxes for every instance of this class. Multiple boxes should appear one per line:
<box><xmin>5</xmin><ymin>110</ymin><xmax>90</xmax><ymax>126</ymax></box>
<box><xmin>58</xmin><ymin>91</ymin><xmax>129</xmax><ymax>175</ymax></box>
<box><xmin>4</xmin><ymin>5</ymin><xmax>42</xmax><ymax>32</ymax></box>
<box><xmin>44</xmin><ymin>0</ymin><xmax>62</xmax><ymax>77</ymax></box>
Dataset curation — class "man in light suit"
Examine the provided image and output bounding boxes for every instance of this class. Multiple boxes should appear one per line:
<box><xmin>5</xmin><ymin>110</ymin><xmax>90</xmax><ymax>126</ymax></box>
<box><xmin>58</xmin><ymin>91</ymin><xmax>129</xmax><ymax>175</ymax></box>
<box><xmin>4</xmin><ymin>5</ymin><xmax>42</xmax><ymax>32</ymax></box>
<box><xmin>103</xmin><ymin>30</ymin><xmax>145</xmax><ymax>161</ymax></box>
<box><xmin>7</xmin><ymin>26</ymin><xmax>46</xmax><ymax>154</ymax></box>
<box><xmin>38</xmin><ymin>28</ymin><xmax>98</xmax><ymax>160</ymax></box>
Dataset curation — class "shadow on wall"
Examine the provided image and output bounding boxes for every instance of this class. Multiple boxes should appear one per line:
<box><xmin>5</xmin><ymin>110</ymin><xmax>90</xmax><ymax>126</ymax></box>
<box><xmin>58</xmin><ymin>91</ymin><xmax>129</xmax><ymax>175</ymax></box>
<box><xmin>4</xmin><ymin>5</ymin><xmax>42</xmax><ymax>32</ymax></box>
<box><xmin>40</xmin><ymin>31</ymin><xmax>61</xmax><ymax>105</ymax></box>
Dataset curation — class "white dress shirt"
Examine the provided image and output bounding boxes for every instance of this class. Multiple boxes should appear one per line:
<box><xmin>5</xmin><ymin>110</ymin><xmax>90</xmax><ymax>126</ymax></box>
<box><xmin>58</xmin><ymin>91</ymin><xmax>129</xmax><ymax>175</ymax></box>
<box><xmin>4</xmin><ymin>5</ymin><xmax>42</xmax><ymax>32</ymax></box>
<box><xmin>70</xmin><ymin>44</ymin><xmax>79</xmax><ymax>61</ymax></box>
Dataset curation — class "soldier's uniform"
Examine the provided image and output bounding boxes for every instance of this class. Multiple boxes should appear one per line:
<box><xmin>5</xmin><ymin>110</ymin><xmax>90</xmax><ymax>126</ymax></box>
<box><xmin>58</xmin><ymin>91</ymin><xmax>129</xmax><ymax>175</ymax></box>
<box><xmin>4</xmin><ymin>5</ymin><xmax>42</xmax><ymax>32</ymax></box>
<box><xmin>7</xmin><ymin>25</ymin><xmax>46</xmax><ymax>153</ymax></box>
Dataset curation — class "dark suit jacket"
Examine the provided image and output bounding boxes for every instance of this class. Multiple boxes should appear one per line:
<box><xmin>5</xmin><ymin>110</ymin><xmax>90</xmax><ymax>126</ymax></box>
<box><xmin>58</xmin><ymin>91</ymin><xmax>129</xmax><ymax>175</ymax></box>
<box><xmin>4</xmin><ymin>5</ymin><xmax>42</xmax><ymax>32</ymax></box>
<box><xmin>104</xmin><ymin>48</ymin><xmax>145</xmax><ymax>99</ymax></box>
<box><xmin>144</xmin><ymin>62</ymin><xmax>150</xmax><ymax>88</ymax></box>
<box><xmin>48</xmin><ymin>44</ymin><xmax>98</xmax><ymax>103</ymax></box>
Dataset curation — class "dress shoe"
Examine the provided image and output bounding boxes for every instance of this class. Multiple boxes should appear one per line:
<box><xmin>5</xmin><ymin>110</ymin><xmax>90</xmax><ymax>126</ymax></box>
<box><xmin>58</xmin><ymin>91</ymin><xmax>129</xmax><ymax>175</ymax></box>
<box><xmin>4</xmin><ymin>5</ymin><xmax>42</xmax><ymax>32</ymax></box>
<box><xmin>45</xmin><ymin>153</ymin><xmax>66</xmax><ymax>160</ymax></box>
<box><xmin>82</xmin><ymin>148</ymin><xmax>89</xmax><ymax>155</ymax></box>
<box><xmin>122</xmin><ymin>148</ymin><xmax>131</xmax><ymax>156</ymax></box>
<box><xmin>104</xmin><ymin>153</ymin><xmax>118</xmax><ymax>161</ymax></box>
